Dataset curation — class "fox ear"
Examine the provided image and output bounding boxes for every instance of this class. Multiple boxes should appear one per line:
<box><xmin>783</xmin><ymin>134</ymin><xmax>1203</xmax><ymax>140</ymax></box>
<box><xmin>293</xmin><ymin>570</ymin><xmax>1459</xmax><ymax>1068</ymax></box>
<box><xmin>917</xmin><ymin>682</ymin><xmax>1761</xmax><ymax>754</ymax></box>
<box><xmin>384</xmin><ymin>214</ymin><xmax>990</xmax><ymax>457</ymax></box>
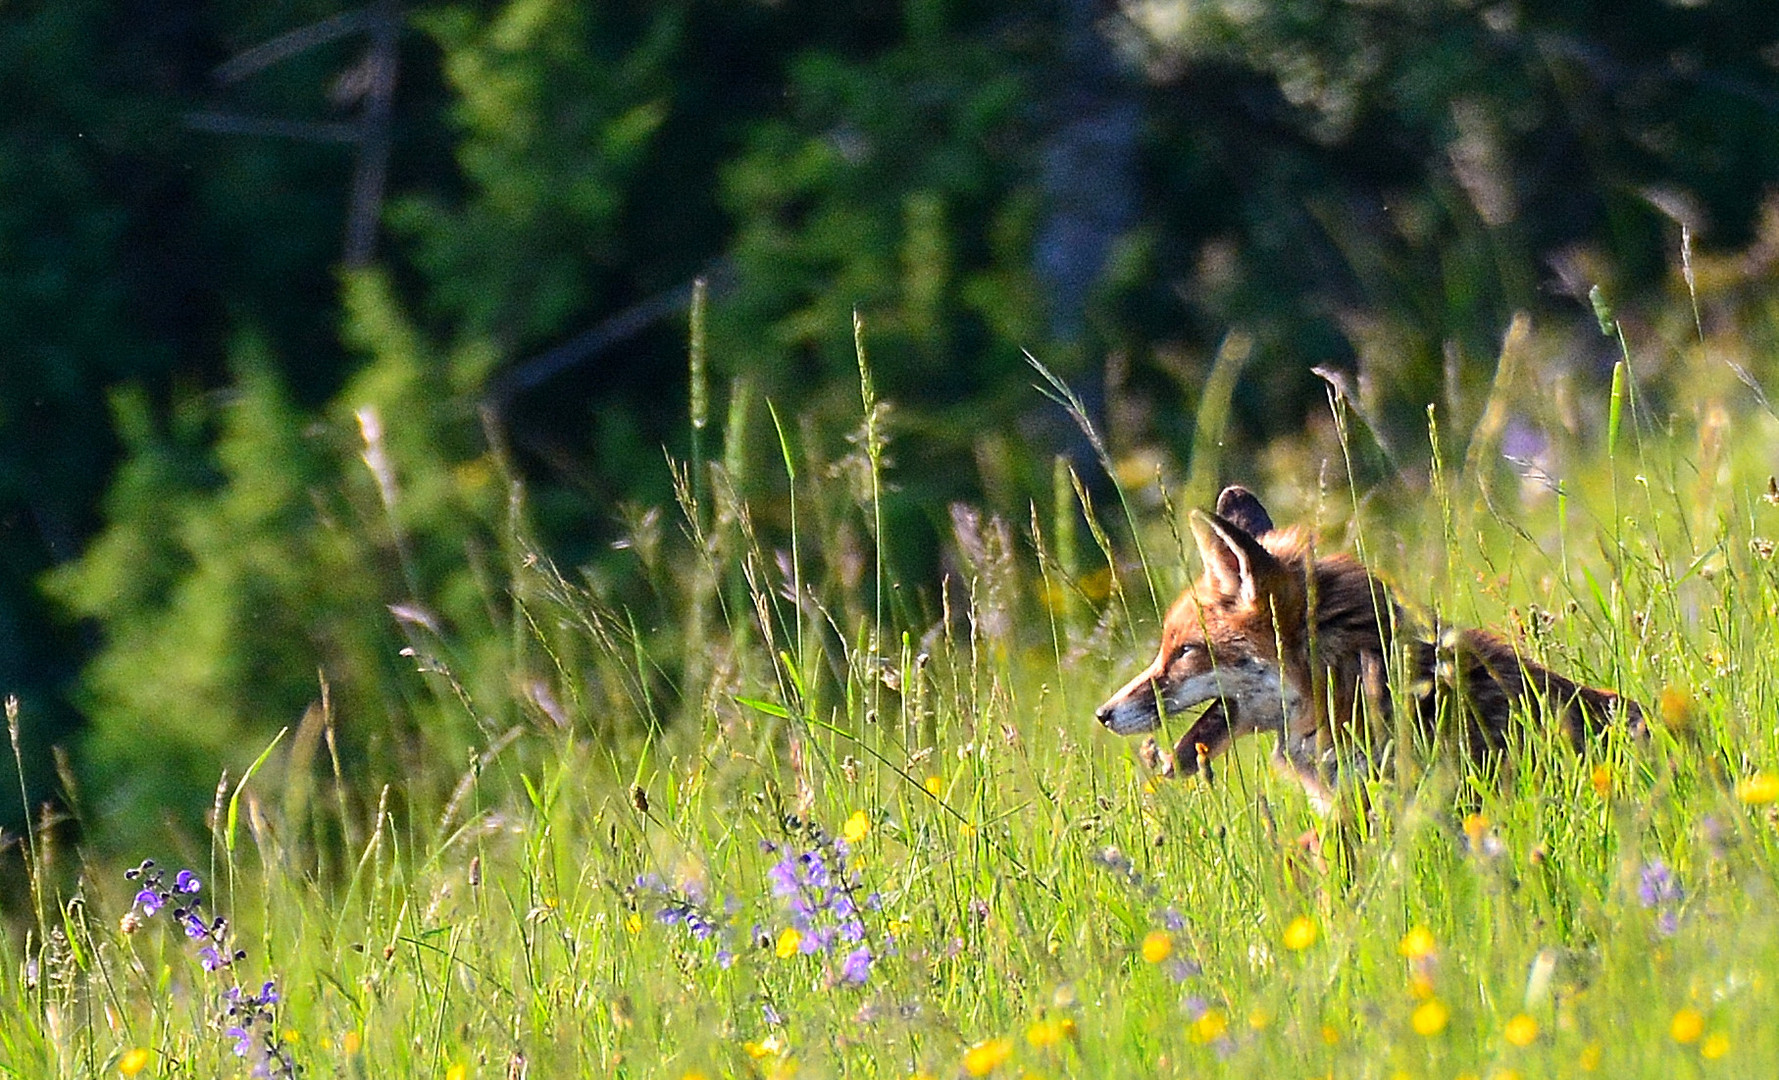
<box><xmin>1214</xmin><ymin>485</ymin><xmax>1274</xmax><ymax>536</ymax></box>
<box><xmin>1190</xmin><ymin>509</ymin><xmax>1285</xmax><ymax>607</ymax></box>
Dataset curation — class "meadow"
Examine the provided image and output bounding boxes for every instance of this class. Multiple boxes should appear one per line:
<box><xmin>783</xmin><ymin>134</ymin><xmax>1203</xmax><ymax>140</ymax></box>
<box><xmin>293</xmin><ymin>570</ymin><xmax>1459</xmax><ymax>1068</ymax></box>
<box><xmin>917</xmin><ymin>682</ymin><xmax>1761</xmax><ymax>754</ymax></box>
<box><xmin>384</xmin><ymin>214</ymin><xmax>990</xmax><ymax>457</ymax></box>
<box><xmin>5</xmin><ymin>304</ymin><xmax>1779</xmax><ymax>1080</ymax></box>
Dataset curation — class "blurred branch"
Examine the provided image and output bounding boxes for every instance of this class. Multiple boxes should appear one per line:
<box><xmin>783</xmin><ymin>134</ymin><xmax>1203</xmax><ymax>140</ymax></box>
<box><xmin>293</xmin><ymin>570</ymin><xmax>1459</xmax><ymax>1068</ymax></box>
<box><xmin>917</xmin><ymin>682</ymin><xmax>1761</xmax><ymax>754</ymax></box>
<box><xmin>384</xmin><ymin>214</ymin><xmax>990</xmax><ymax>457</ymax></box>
<box><xmin>343</xmin><ymin>0</ymin><xmax>401</xmax><ymax>267</ymax></box>
<box><xmin>184</xmin><ymin>112</ymin><xmax>362</xmax><ymax>143</ymax></box>
<box><xmin>483</xmin><ymin>258</ymin><xmax>736</xmax><ymax>412</ymax></box>
<box><xmin>184</xmin><ymin>2</ymin><xmax>404</xmax><ymax>267</ymax></box>
<box><xmin>211</xmin><ymin>8</ymin><xmax>382</xmax><ymax>85</ymax></box>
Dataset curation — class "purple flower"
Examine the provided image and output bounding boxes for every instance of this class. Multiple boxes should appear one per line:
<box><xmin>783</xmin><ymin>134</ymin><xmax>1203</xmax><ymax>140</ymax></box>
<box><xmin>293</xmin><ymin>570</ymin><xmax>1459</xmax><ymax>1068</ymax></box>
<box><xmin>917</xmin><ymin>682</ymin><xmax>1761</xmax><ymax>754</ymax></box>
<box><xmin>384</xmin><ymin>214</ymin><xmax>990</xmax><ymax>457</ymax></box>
<box><xmin>767</xmin><ymin>858</ymin><xmax>800</xmax><ymax>899</ymax></box>
<box><xmin>198</xmin><ymin>946</ymin><xmax>225</xmax><ymax>971</ymax></box>
<box><xmin>174</xmin><ymin>869</ymin><xmax>201</xmax><ymax>894</ymax></box>
<box><xmin>840</xmin><ymin>946</ymin><xmax>873</xmax><ymax>984</ymax></box>
<box><xmin>1160</xmin><ymin>906</ymin><xmax>1186</xmax><ymax>931</ymax></box>
<box><xmin>1165</xmin><ymin>958</ymin><xmax>1201</xmax><ymax>982</ymax></box>
<box><xmin>135</xmin><ymin>889</ymin><xmax>164</xmax><ymax>916</ymax></box>
<box><xmin>1637</xmin><ymin>859</ymin><xmax>1682</xmax><ymax>907</ymax></box>
<box><xmin>226</xmin><ymin>1026</ymin><xmax>252</xmax><ymax>1056</ymax></box>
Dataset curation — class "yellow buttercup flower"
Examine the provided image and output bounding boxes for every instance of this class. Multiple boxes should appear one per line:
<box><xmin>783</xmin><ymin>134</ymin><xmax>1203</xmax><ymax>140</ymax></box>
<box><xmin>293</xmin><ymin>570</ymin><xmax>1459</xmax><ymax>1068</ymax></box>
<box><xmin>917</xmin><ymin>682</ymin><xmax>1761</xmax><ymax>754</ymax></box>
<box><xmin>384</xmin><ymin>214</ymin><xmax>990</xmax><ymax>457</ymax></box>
<box><xmin>445</xmin><ymin>1065</ymin><xmax>467</xmax><ymax>1080</ymax></box>
<box><xmin>1578</xmin><ymin>1041</ymin><xmax>1602</xmax><ymax>1071</ymax></box>
<box><xmin>118</xmin><ymin>1048</ymin><xmax>150</xmax><ymax>1076</ymax></box>
<box><xmin>1590</xmin><ymin>763</ymin><xmax>1612</xmax><ymax>799</ymax></box>
<box><xmin>1190</xmin><ymin>1010</ymin><xmax>1229</xmax><ymax>1044</ymax></box>
<box><xmin>1503</xmin><ymin>1013</ymin><xmax>1538</xmax><ymax>1047</ymax></box>
<box><xmin>843</xmin><ymin>809</ymin><xmax>871</xmax><ymax>844</ymax></box>
<box><xmin>1282</xmin><ymin>915</ymin><xmax>1318</xmax><ymax>951</ymax></box>
<box><xmin>1025</xmin><ymin>1016</ymin><xmax>1072</xmax><ymax>1049</ymax></box>
<box><xmin>1140</xmin><ymin>930</ymin><xmax>1173</xmax><ymax>964</ymax></box>
<box><xmin>1463</xmin><ymin>813</ymin><xmax>1489</xmax><ymax>844</ymax></box>
<box><xmin>776</xmin><ymin>927</ymin><xmax>802</xmax><ymax>959</ymax></box>
<box><xmin>1411</xmin><ymin>999</ymin><xmax>1450</xmax><ymax>1037</ymax></box>
<box><xmin>1737</xmin><ymin>772</ymin><xmax>1779</xmax><ymax>804</ymax></box>
<box><xmin>744</xmin><ymin>1034</ymin><xmax>786</xmax><ymax>1059</ymax></box>
<box><xmin>961</xmin><ymin>1037</ymin><xmax>1013</xmax><ymax>1076</ymax></box>
<box><xmin>1671</xmin><ymin>1007</ymin><xmax>1705</xmax><ymax>1044</ymax></box>
<box><xmin>1701</xmin><ymin>1033</ymin><xmax>1730</xmax><ymax>1060</ymax></box>
<box><xmin>1398</xmin><ymin>925</ymin><xmax>1436</xmax><ymax>959</ymax></box>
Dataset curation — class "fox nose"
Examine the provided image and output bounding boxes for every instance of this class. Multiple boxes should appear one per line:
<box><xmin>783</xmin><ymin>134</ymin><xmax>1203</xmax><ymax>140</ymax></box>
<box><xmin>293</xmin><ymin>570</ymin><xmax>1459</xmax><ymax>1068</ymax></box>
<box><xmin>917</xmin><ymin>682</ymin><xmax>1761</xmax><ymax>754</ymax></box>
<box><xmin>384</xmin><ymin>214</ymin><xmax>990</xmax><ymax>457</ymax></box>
<box><xmin>1094</xmin><ymin>702</ymin><xmax>1114</xmax><ymax>727</ymax></box>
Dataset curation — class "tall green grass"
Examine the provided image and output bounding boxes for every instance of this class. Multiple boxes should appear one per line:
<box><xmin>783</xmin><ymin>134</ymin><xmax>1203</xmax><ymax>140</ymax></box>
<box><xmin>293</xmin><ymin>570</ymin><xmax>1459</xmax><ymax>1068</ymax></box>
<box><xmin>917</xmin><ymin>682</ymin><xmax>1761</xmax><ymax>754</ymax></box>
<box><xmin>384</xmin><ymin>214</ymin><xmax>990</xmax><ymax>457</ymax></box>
<box><xmin>5</xmin><ymin>303</ymin><xmax>1779</xmax><ymax>1080</ymax></box>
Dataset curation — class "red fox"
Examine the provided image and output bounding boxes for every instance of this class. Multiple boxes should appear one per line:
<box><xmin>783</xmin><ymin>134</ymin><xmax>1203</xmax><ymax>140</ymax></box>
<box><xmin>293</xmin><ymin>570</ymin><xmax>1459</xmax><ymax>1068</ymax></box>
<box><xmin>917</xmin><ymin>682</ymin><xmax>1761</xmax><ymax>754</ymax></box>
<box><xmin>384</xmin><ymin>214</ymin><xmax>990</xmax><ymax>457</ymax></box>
<box><xmin>1095</xmin><ymin>485</ymin><xmax>1643</xmax><ymax>807</ymax></box>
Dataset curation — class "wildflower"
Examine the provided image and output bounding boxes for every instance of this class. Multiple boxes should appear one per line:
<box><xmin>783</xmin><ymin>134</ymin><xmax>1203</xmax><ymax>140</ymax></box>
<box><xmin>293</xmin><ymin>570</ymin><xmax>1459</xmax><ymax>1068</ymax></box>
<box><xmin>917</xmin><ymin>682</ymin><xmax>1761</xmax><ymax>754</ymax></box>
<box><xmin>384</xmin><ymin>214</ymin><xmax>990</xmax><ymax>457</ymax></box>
<box><xmin>776</xmin><ymin>927</ymin><xmax>802</xmax><ymax>959</ymax></box>
<box><xmin>1026</xmin><ymin>1016</ymin><xmax>1072</xmax><ymax>1048</ymax></box>
<box><xmin>839</xmin><ymin>946</ymin><xmax>873</xmax><ymax>984</ymax></box>
<box><xmin>1411</xmin><ymin>999</ymin><xmax>1450</xmax><ymax>1036</ymax></box>
<box><xmin>1282</xmin><ymin>915</ymin><xmax>1318</xmax><ymax>951</ymax></box>
<box><xmin>118</xmin><ymin>1048</ymin><xmax>151</xmax><ymax>1076</ymax></box>
<box><xmin>1141</xmin><ymin>930</ymin><xmax>1173</xmax><ymax>964</ymax></box>
<box><xmin>843</xmin><ymin>810</ymin><xmax>871</xmax><ymax>845</ymax></box>
<box><xmin>1462</xmin><ymin>814</ymin><xmax>1505</xmax><ymax>857</ymax></box>
<box><xmin>1590</xmin><ymin>763</ymin><xmax>1612</xmax><ymax>799</ymax></box>
<box><xmin>1503</xmin><ymin>1013</ymin><xmax>1538</xmax><ymax>1046</ymax></box>
<box><xmin>1736</xmin><ymin>772</ymin><xmax>1779</xmax><ymax>804</ymax></box>
<box><xmin>961</xmin><ymin>1037</ymin><xmax>1013</xmax><ymax>1076</ymax></box>
<box><xmin>744</xmin><ymin>1034</ymin><xmax>786</xmax><ymax>1059</ymax></box>
<box><xmin>1671</xmin><ymin>1007</ymin><xmax>1705</xmax><ymax>1044</ymax></box>
<box><xmin>226</xmin><ymin>1026</ymin><xmax>254</xmax><ymax>1057</ymax></box>
<box><xmin>445</xmin><ymin>1065</ymin><xmax>467</xmax><ymax>1080</ymax></box>
<box><xmin>1578</xmin><ymin>1041</ymin><xmax>1602</xmax><ymax>1071</ymax></box>
<box><xmin>1701</xmin><ymin>1033</ymin><xmax>1730</xmax><ymax>1059</ymax></box>
<box><xmin>924</xmin><ymin>776</ymin><xmax>944</xmax><ymax>797</ymax></box>
<box><xmin>1189</xmin><ymin>1009</ymin><xmax>1228</xmax><ymax>1044</ymax></box>
<box><xmin>175</xmin><ymin>869</ymin><xmax>201</xmax><ymax>893</ymax></box>
<box><xmin>1637</xmin><ymin>860</ymin><xmax>1682</xmax><ymax>906</ymax></box>
<box><xmin>1398</xmin><ymin>925</ymin><xmax>1436</xmax><ymax>959</ymax></box>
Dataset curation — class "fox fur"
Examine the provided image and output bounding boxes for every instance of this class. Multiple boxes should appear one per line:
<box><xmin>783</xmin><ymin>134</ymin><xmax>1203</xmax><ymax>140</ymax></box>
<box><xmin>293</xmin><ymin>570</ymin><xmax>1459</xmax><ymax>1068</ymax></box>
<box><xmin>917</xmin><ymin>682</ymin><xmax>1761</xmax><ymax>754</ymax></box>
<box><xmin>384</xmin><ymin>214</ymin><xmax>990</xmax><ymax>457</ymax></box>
<box><xmin>1095</xmin><ymin>485</ymin><xmax>1643</xmax><ymax>806</ymax></box>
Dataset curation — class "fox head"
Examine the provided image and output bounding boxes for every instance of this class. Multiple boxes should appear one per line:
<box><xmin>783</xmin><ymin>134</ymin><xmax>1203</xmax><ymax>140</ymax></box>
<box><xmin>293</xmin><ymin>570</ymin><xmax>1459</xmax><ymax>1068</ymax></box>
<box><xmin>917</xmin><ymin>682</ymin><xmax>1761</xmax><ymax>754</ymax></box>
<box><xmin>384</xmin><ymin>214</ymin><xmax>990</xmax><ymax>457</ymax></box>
<box><xmin>1095</xmin><ymin>487</ymin><xmax>1310</xmax><ymax>766</ymax></box>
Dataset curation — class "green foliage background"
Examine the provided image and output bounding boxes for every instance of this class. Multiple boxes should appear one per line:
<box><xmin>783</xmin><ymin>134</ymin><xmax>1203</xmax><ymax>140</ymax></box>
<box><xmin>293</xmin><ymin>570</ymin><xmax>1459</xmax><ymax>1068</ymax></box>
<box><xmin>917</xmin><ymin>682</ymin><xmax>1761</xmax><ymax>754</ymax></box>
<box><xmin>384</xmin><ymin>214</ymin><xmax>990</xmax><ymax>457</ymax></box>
<box><xmin>3</xmin><ymin>0</ymin><xmax>1778</xmax><ymax>850</ymax></box>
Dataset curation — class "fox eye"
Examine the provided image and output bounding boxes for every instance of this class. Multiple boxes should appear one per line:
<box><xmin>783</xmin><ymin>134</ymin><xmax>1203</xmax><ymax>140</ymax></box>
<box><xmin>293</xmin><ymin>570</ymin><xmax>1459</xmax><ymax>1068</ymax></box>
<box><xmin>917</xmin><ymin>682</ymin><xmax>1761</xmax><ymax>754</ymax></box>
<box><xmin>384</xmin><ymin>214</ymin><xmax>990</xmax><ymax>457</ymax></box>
<box><xmin>1172</xmin><ymin>643</ymin><xmax>1198</xmax><ymax>662</ymax></box>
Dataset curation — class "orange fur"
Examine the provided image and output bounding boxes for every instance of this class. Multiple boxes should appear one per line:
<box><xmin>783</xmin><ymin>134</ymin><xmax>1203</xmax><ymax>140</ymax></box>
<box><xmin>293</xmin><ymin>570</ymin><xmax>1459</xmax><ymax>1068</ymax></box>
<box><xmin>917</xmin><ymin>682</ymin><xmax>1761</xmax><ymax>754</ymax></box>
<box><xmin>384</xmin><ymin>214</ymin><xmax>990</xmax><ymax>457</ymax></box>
<box><xmin>1096</xmin><ymin>486</ymin><xmax>1642</xmax><ymax>806</ymax></box>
